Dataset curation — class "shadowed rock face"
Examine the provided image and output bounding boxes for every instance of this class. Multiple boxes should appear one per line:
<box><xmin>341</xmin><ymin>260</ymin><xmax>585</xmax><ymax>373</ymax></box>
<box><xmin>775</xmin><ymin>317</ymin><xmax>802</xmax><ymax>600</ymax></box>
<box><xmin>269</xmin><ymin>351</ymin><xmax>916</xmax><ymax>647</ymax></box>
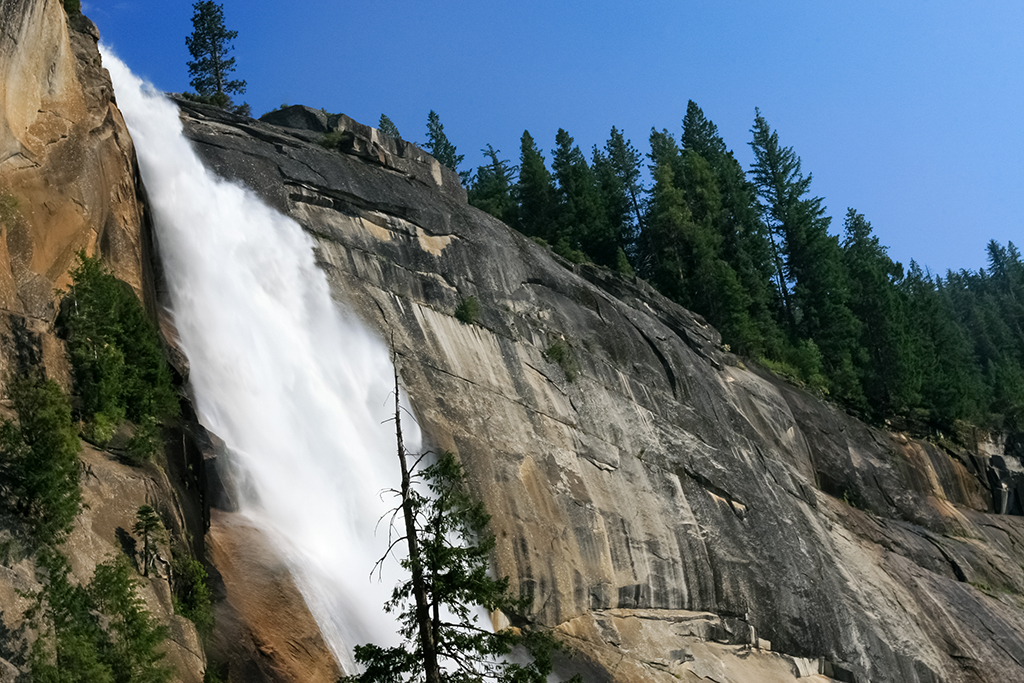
<box><xmin>174</xmin><ymin>103</ymin><xmax>1024</xmax><ymax>682</ymax></box>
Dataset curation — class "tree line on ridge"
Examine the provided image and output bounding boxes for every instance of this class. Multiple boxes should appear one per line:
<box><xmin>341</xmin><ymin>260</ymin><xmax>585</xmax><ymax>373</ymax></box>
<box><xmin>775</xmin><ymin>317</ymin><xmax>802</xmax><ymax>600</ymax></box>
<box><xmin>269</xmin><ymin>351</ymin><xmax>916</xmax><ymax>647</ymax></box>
<box><xmin>410</xmin><ymin>102</ymin><xmax>1023</xmax><ymax>442</ymax></box>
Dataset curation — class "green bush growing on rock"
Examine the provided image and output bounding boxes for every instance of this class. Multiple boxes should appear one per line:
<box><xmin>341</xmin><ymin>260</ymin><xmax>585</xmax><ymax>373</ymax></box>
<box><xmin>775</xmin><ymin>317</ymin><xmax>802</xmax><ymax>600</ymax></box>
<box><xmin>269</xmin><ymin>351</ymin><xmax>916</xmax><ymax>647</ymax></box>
<box><xmin>320</xmin><ymin>131</ymin><xmax>346</xmax><ymax>150</ymax></box>
<box><xmin>125</xmin><ymin>416</ymin><xmax>161</xmax><ymax>465</ymax></box>
<box><xmin>0</xmin><ymin>374</ymin><xmax>81</xmax><ymax>545</ymax></box>
<box><xmin>27</xmin><ymin>550</ymin><xmax>171</xmax><ymax>683</ymax></box>
<box><xmin>545</xmin><ymin>341</ymin><xmax>579</xmax><ymax>382</ymax></box>
<box><xmin>172</xmin><ymin>551</ymin><xmax>214</xmax><ymax>638</ymax></box>
<box><xmin>553</xmin><ymin>237</ymin><xmax>588</xmax><ymax>265</ymax></box>
<box><xmin>454</xmin><ymin>296</ymin><xmax>480</xmax><ymax>325</ymax></box>
<box><xmin>0</xmin><ymin>192</ymin><xmax>18</xmax><ymax>226</ymax></box>
<box><xmin>62</xmin><ymin>0</ymin><xmax>81</xmax><ymax>16</ymax></box>
<box><xmin>61</xmin><ymin>253</ymin><xmax>177</xmax><ymax>451</ymax></box>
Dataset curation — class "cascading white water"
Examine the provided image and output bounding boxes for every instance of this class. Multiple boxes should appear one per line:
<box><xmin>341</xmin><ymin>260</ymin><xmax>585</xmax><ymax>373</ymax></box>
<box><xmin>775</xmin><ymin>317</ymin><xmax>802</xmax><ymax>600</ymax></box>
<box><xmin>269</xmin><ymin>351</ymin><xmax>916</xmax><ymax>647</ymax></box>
<box><xmin>102</xmin><ymin>49</ymin><xmax>412</xmax><ymax>672</ymax></box>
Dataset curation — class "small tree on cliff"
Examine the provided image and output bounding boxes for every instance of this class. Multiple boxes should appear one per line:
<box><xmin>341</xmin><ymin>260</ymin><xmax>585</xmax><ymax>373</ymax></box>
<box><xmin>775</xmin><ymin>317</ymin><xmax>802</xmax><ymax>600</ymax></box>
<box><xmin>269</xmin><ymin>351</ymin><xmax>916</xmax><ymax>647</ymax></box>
<box><xmin>424</xmin><ymin>111</ymin><xmax>470</xmax><ymax>186</ymax></box>
<box><xmin>344</xmin><ymin>353</ymin><xmax>570</xmax><ymax>683</ymax></box>
<box><xmin>185</xmin><ymin>1</ymin><xmax>246</xmax><ymax>104</ymax></box>
<box><xmin>133</xmin><ymin>505</ymin><xmax>165</xmax><ymax>577</ymax></box>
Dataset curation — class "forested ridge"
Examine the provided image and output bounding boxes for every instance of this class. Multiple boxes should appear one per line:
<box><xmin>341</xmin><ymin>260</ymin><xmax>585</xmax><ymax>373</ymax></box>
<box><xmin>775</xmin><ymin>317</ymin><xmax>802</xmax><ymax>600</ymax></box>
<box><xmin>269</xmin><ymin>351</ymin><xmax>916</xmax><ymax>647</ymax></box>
<box><xmin>453</xmin><ymin>102</ymin><xmax>1023</xmax><ymax>440</ymax></box>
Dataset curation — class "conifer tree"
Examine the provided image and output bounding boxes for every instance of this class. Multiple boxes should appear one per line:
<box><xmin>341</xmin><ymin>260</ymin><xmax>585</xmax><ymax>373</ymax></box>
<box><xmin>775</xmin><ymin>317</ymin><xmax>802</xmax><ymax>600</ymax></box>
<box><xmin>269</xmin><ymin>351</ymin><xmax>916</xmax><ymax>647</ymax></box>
<box><xmin>346</xmin><ymin>364</ymin><xmax>567</xmax><ymax>683</ymax></box>
<box><xmin>514</xmin><ymin>131</ymin><xmax>558</xmax><ymax>242</ymax></box>
<box><xmin>468</xmin><ymin>145</ymin><xmax>517</xmax><ymax>225</ymax></box>
<box><xmin>379</xmin><ymin>114</ymin><xmax>401</xmax><ymax>140</ymax></box>
<box><xmin>901</xmin><ymin>263</ymin><xmax>987</xmax><ymax>429</ymax></box>
<box><xmin>841</xmin><ymin>209</ymin><xmax>921</xmax><ymax>418</ymax></box>
<box><xmin>748</xmin><ymin>110</ymin><xmax>863</xmax><ymax>404</ymax></box>
<box><xmin>681</xmin><ymin>101</ymin><xmax>782</xmax><ymax>357</ymax></box>
<box><xmin>185</xmin><ymin>1</ymin><xmax>246</xmax><ymax>100</ymax></box>
<box><xmin>424</xmin><ymin>111</ymin><xmax>469</xmax><ymax>185</ymax></box>
<box><xmin>133</xmin><ymin>505</ymin><xmax>165</xmax><ymax>578</ymax></box>
<box><xmin>551</xmin><ymin>129</ymin><xmax>615</xmax><ymax>265</ymax></box>
<box><xmin>0</xmin><ymin>375</ymin><xmax>81</xmax><ymax>544</ymax></box>
<box><xmin>595</xmin><ymin>126</ymin><xmax>646</xmax><ymax>245</ymax></box>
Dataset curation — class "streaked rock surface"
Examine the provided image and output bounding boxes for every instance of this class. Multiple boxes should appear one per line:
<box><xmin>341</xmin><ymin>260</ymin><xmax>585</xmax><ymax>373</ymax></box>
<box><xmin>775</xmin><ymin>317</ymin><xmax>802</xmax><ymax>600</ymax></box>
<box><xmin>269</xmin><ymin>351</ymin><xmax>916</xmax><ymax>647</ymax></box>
<box><xmin>177</xmin><ymin>100</ymin><xmax>1024</xmax><ymax>683</ymax></box>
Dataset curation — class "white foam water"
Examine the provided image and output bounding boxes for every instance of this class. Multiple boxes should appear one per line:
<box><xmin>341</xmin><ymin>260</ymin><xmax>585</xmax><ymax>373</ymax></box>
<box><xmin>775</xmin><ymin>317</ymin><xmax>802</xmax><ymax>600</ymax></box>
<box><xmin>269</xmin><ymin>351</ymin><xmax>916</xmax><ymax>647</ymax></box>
<box><xmin>102</xmin><ymin>48</ymin><xmax>411</xmax><ymax>673</ymax></box>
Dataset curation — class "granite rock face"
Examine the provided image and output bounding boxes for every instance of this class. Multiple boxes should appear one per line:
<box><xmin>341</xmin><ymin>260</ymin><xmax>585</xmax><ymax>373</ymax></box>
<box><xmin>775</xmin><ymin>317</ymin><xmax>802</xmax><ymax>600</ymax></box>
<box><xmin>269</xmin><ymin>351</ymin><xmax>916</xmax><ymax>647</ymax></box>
<box><xmin>0</xmin><ymin>3</ymin><xmax>206</xmax><ymax>681</ymax></box>
<box><xmin>0</xmin><ymin>0</ymin><xmax>146</xmax><ymax>310</ymax></box>
<box><xmin>174</xmin><ymin>100</ymin><xmax>1024</xmax><ymax>682</ymax></box>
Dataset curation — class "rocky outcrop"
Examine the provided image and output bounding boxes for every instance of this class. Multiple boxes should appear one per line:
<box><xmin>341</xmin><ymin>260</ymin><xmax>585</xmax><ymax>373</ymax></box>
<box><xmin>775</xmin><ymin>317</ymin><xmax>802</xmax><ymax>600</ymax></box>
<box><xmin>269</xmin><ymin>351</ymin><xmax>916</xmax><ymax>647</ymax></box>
<box><xmin>177</xmin><ymin>99</ymin><xmax>1024</xmax><ymax>683</ymax></box>
<box><xmin>206</xmin><ymin>510</ymin><xmax>342</xmax><ymax>683</ymax></box>
<box><xmin>0</xmin><ymin>2</ymin><xmax>206</xmax><ymax>681</ymax></box>
<box><xmin>0</xmin><ymin>0</ymin><xmax>146</xmax><ymax>310</ymax></box>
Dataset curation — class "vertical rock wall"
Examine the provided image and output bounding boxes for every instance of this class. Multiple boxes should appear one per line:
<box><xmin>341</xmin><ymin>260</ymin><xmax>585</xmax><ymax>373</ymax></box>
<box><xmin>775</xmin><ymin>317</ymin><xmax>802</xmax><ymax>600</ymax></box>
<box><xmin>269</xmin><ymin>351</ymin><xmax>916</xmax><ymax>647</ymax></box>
<box><xmin>0</xmin><ymin>3</ymin><xmax>205</xmax><ymax>681</ymax></box>
<box><xmin>176</xmin><ymin>101</ymin><xmax>1024</xmax><ymax>683</ymax></box>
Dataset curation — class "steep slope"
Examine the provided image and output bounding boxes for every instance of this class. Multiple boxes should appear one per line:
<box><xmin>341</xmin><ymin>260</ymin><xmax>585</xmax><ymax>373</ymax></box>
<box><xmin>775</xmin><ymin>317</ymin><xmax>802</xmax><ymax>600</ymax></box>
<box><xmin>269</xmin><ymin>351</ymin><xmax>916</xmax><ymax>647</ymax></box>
<box><xmin>0</xmin><ymin>2</ymin><xmax>206</xmax><ymax>680</ymax></box>
<box><xmin>175</xmin><ymin>103</ymin><xmax>1024</xmax><ymax>683</ymax></box>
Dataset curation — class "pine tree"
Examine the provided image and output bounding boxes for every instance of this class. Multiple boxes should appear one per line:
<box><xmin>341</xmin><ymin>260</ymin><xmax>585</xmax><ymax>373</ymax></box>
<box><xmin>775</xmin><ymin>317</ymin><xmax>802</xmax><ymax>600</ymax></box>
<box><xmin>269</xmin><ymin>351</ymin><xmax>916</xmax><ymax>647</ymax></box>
<box><xmin>346</xmin><ymin>365</ymin><xmax>567</xmax><ymax>683</ymax></box>
<box><xmin>748</xmin><ymin>110</ymin><xmax>863</xmax><ymax>404</ymax></box>
<box><xmin>468</xmin><ymin>145</ymin><xmax>517</xmax><ymax>225</ymax></box>
<box><xmin>133</xmin><ymin>506</ymin><xmax>165</xmax><ymax>578</ymax></box>
<box><xmin>514</xmin><ymin>130</ymin><xmax>558</xmax><ymax>242</ymax></box>
<box><xmin>682</xmin><ymin>101</ymin><xmax>782</xmax><ymax>357</ymax></box>
<box><xmin>551</xmin><ymin>128</ymin><xmax>614</xmax><ymax>265</ymax></box>
<box><xmin>595</xmin><ymin>126</ymin><xmax>646</xmax><ymax>250</ymax></box>
<box><xmin>841</xmin><ymin>209</ymin><xmax>921</xmax><ymax>418</ymax></box>
<box><xmin>378</xmin><ymin>114</ymin><xmax>401</xmax><ymax>140</ymax></box>
<box><xmin>185</xmin><ymin>1</ymin><xmax>246</xmax><ymax>101</ymax></box>
<box><xmin>0</xmin><ymin>375</ymin><xmax>81</xmax><ymax>544</ymax></box>
<box><xmin>901</xmin><ymin>263</ymin><xmax>987</xmax><ymax>429</ymax></box>
<box><xmin>424</xmin><ymin>111</ymin><xmax>469</xmax><ymax>185</ymax></box>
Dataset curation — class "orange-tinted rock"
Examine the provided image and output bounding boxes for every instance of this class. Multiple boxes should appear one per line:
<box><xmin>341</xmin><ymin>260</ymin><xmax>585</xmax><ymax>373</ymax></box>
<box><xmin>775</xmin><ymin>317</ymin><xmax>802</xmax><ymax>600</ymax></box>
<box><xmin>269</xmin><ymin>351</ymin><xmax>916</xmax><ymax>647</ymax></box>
<box><xmin>206</xmin><ymin>510</ymin><xmax>342</xmax><ymax>683</ymax></box>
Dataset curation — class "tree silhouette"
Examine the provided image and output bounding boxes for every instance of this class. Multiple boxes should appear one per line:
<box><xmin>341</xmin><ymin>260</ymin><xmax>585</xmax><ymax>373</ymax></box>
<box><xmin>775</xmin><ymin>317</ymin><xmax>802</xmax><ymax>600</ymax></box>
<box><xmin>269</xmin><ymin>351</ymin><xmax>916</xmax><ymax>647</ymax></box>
<box><xmin>133</xmin><ymin>505</ymin><xmax>164</xmax><ymax>577</ymax></box>
<box><xmin>185</xmin><ymin>1</ymin><xmax>246</xmax><ymax>101</ymax></box>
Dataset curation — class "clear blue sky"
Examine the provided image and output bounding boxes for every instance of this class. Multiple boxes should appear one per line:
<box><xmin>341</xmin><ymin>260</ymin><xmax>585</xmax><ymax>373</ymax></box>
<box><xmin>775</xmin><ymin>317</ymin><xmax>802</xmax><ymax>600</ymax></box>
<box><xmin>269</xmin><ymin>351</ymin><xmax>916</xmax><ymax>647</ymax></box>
<box><xmin>90</xmin><ymin>0</ymin><xmax>1023</xmax><ymax>275</ymax></box>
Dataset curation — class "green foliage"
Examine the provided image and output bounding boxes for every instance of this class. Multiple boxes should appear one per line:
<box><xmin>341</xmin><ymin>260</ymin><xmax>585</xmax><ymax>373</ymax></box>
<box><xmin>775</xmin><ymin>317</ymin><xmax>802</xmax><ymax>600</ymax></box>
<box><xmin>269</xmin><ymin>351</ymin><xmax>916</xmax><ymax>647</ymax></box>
<box><xmin>379</xmin><ymin>114</ymin><xmax>401</xmax><ymax>139</ymax></box>
<box><xmin>172</xmin><ymin>552</ymin><xmax>214</xmax><ymax>637</ymax></box>
<box><xmin>551</xmin><ymin>128</ymin><xmax>617</xmax><ymax>267</ymax></box>
<box><xmin>514</xmin><ymin>131</ymin><xmax>558</xmax><ymax>242</ymax></box>
<box><xmin>203</xmin><ymin>668</ymin><xmax>227</xmax><ymax>683</ymax></box>
<box><xmin>454</xmin><ymin>296</ymin><xmax>480</xmax><ymax>325</ymax></box>
<box><xmin>61</xmin><ymin>253</ymin><xmax>177</xmax><ymax>438</ymax></box>
<box><xmin>553</xmin><ymin>237</ymin><xmax>588</xmax><ymax>265</ymax></box>
<box><xmin>459</xmin><ymin>101</ymin><xmax>1023</xmax><ymax>436</ymax></box>
<box><xmin>468</xmin><ymin>145</ymin><xmax>517</xmax><ymax>225</ymax></box>
<box><xmin>28</xmin><ymin>551</ymin><xmax>170</xmax><ymax>683</ymax></box>
<box><xmin>0</xmin><ymin>192</ymin><xmax>19</xmax><ymax>226</ymax></box>
<box><xmin>186</xmin><ymin>1</ymin><xmax>246</xmax><ymax>98</ymax></box>
<box><xmin>348</xmin><ymin>451</ymin><xmax>568</xmax><ymax>683</ymax></box>
<box><xmin>90</xmin><ymin>555</ymin><xmax>172</xmax><ymax>683</ymax></box>
<box><xmin>320</xmin><ymin>130</ymin><xmax>346</xmax><ymax>150</ymax></box>
<box><xmin>124</xmin><ymin>417</ymin><xmax>160</xmax><ymax>465</ymax></box>
<box><xmin>133</xmin><ymin>506</ymin><xmax>165</xmax><ymax>578</ymax></box>
<box><xmin>0</xmin><ymin>375</ymin><xmax>81</xmax><ymax>544</ymax></box>
<box><xmin>62</xmin><ymin>0</ymin><xmax>81</xmax><ymax>16</ymax></box>
<box><xmin>545</xmin><ymin>341</ymin><xmax>578</xmax><ymax>382</ymax></box>
<box><xmin>614</xmin><ymin>247</ymin><xmax>635</xmax><ymax>277</ymax></box>
<box><xmin>425</xmin><ymin>110</ymin><xmax>469</xmax><ymax>184</ymax></box>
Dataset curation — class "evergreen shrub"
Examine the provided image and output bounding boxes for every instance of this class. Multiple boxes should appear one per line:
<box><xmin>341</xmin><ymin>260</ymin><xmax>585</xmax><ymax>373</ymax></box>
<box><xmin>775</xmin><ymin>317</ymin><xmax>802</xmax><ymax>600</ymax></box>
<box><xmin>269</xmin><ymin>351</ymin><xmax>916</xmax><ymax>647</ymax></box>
<box><xmin>61</xmin><ymin>253</ymin><xmax>177</xmax><ymax>451</ymax></box>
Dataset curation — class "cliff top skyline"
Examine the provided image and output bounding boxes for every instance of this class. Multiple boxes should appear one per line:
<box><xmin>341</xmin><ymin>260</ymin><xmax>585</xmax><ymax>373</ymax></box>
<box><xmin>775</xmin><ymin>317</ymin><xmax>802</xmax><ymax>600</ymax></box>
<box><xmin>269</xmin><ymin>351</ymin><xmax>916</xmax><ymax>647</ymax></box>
<box><xmin>92</xmin><ymin>0</ymin><xmax>1023</xmax><ymax>275</ymax></box>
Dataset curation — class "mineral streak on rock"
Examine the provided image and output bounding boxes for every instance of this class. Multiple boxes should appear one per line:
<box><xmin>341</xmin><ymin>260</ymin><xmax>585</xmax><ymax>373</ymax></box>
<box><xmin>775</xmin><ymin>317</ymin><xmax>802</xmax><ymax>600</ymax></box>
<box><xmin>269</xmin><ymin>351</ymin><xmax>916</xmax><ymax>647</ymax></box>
<box><xmin>174</xmin><ymin>97</ymin><xmax>1024</xmax><ymax>682</ymax></box>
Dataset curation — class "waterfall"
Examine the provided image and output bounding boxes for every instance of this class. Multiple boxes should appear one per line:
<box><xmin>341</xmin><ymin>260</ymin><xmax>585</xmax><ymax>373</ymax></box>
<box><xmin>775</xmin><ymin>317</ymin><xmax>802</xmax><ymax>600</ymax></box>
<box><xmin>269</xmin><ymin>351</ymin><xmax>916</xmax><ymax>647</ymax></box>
<box><xmin>102</xmin><ymin>49</ymin><xmax>410</xmax><ymax>672</ymax></box>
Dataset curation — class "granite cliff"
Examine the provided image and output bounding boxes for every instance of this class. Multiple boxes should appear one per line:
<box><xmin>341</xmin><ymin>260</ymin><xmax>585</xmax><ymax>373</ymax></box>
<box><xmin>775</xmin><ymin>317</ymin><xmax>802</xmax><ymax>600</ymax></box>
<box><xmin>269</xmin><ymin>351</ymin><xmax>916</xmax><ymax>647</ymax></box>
<box><xmin>0</xmin><ymin>1</ymin><xmax>212</xmax><ymax>681</ymax></box>
<box><xmin>170</xmin><ymin>102</ymin><xmax>1024</xmax><ymax>683</ymax></box>
<box><xmin>2</xmin><ymin>1</ymin><xmax>1024</xmax><ymax>681</ymax></box>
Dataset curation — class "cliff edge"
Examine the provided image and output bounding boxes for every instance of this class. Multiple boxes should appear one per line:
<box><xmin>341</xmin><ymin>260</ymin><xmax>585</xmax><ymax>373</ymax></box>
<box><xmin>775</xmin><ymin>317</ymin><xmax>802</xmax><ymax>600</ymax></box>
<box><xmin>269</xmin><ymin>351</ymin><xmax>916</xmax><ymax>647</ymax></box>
<box><xmin>175</xmin><ymin>100</ymin><xmax>1024</xmax><ymax>683</ymax></box>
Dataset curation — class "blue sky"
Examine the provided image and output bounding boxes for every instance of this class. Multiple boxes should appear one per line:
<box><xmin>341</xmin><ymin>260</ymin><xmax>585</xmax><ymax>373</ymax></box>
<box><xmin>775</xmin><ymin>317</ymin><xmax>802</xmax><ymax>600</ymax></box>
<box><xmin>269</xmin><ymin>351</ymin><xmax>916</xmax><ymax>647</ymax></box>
<box><xmin>90</xmin><ymin>0</ymin><xmax>1023</xmax><ymax>274</ymax></box>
